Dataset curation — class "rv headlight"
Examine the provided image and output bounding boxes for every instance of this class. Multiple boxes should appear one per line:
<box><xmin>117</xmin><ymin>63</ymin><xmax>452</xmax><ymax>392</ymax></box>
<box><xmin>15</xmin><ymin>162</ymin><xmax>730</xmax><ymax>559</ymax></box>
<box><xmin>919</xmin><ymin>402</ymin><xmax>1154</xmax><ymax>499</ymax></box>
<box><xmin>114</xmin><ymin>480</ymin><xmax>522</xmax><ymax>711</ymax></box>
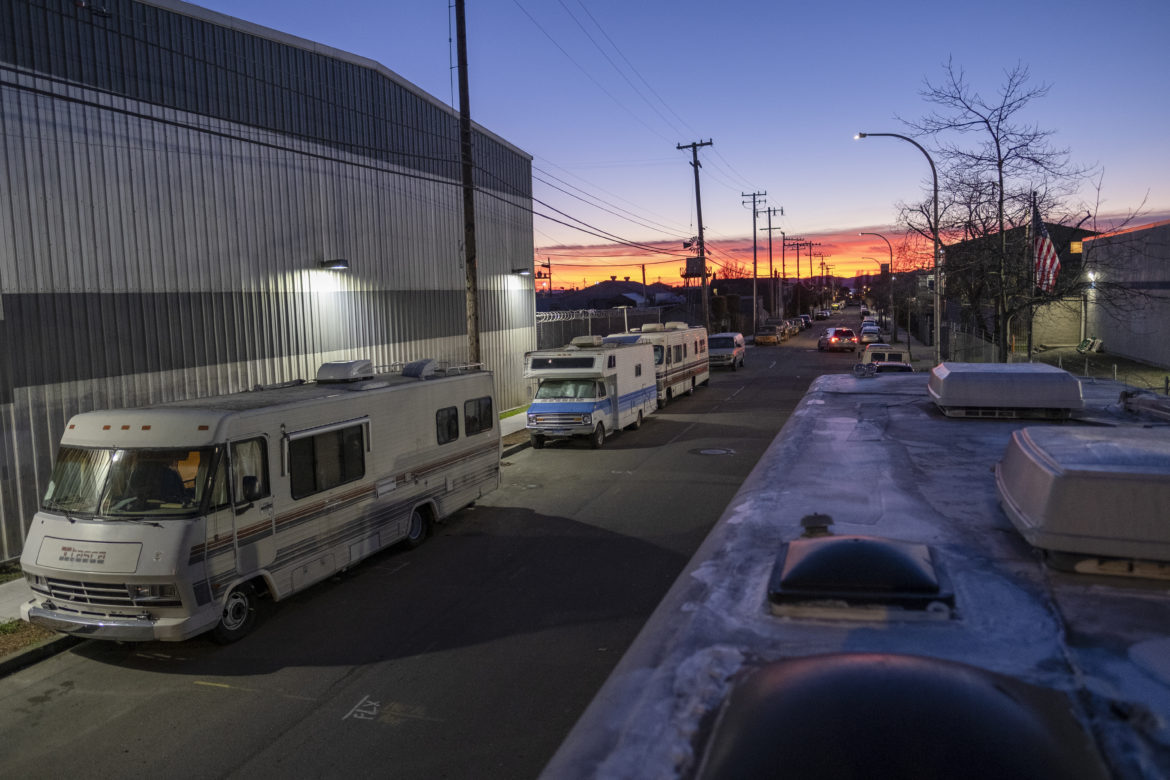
<box><xmin>131</xmin><ymin>583</ymin><xmax>180</xmax><ymax>604</ymax></box>
<box><xmin>581</xmin><ymin>413</ymin><xmax>592</xmax><ymax>425</ymax></box>
<box><xmin>528</xmin><ymin>414</ymin><xmax>538</xmax><ymax>425</ymax></box>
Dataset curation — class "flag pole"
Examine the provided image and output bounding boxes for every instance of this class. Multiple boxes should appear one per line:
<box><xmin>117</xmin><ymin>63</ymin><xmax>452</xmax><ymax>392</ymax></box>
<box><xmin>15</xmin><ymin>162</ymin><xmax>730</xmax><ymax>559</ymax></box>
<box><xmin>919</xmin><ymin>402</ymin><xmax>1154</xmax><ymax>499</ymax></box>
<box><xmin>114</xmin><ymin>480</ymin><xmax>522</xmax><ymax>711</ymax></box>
<box><xmin>1027</xmin><ymin>191</ymin><xmax>1036</xmax><ymax>362</ymax></box>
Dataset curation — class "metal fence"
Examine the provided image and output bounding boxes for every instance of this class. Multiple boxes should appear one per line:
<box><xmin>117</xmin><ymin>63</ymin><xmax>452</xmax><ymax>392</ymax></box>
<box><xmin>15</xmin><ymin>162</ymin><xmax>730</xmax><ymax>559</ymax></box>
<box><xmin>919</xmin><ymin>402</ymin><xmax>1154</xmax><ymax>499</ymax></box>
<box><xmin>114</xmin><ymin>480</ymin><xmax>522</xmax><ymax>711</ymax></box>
<box><xmin>535</xmin><ymin>308</ymin><xmax>667</xmax><ymax>350</ymax></box>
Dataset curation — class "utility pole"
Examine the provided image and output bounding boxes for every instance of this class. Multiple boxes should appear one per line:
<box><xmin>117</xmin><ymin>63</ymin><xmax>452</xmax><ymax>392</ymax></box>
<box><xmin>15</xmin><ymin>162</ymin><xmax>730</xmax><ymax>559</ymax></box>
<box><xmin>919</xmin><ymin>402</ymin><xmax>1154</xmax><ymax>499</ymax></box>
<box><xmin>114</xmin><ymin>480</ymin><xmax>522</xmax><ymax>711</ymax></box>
<box><xmin>782</xmin><ymin>234</ymin><xmax>803</xmax><ymax>318</ymax></box>
<box><xmin>742</xmin><ymin>191</ymin><xmax>766</xmax><ymax>335</ymax></box>
<box><xmin>762</xmin><ymin>207</ymin><xmax>784</xmax><ymax>317</ymax></box>
<box><xmin>678</xmin><ymin>140</ymin><xmax>713</xmax><ymax>333</ymax></box>
<box><xmin>455</xmin><ymin>0</ymin><xmax>480</xmax><ymax>364</ymax></box>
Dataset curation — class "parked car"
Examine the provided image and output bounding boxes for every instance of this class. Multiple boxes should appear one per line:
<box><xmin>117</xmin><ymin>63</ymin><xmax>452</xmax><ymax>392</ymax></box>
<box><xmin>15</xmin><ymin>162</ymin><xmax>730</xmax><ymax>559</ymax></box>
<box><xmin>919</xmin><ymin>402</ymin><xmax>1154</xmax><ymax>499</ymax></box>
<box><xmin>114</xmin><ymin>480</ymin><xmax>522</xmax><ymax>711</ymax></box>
<box><xmin>786</xmin><ymin>319</ymin><xmax>802</xmax><ymax>337</ymax></box>
<box><xmin>754</xmin><ymin>325</ymin><xmax>781</xmax><ymax>346</ymax></box>
<box><xmin>708</xmin><ymin>332</ymin><xmax>746</xmax><ymax>369</ymax></box>
<box><xmin>818</xmin><ymin>327</ymin><xmax>858</xmax><ymax>352</ymax></box>
<box><xmin>859</xmin><ymin>326</ymin><xmax>883</xmax><ymax>344</ymax></box>
<box><xmin>814</xmin><ymin>309</ymin><xmax>829</xmax><ymax>320</ymax></box>
<box><xmin>798</xmin><ymin>314</ymin><xmax>813</xmax><ymax>329</ymax></box>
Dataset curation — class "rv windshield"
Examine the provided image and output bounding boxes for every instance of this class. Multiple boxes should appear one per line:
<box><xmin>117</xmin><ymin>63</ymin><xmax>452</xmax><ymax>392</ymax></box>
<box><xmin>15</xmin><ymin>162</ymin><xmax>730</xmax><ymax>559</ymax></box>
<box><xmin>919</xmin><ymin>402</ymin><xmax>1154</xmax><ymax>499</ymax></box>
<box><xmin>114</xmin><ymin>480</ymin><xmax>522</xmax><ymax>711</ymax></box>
<box><xmin>42</xmin><ymin>445</ymin><xmax>216</xmax><ymax>519</ymax></box>
<box><xmin>535</xmin><ymin>379</ymin><xmax>598</xmax><ymax>400</ymax></box>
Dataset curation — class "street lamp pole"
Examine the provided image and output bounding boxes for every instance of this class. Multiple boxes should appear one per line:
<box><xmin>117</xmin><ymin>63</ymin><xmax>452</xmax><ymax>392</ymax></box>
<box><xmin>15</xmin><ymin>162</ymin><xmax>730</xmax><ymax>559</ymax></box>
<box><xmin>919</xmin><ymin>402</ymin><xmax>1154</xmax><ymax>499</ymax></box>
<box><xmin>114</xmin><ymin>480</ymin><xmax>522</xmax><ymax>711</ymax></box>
<box><xmin>859</xmin><ymin>231</ymin><xmax>896</xmax><ymax>344</ymax></box>
<box><xmin>855</xmin><ymin>132</ymin><xmax>941</xmax><ymax>364</ymax></box>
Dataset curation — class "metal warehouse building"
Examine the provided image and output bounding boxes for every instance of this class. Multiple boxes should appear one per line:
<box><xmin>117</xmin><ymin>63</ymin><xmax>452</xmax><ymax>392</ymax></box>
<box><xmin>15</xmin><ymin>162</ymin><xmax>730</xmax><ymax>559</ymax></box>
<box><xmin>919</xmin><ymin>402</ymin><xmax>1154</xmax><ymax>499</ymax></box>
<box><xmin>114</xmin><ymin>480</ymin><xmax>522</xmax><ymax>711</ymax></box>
<box><xmin>0</xmin><ymin>0</ymin><xmax>536</xmax><ymax>559</ymax></box>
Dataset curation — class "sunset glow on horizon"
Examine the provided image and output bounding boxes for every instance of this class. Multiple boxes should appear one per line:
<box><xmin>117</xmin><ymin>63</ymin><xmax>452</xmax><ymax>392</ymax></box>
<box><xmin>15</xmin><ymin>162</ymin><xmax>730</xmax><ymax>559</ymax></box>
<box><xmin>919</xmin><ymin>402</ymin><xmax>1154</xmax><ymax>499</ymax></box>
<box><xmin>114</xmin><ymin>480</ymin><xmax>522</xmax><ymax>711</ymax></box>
<box><xmin>533</xmin><ymin>227</ymin><xmax>932</xmax><ymax>291</ymax></box>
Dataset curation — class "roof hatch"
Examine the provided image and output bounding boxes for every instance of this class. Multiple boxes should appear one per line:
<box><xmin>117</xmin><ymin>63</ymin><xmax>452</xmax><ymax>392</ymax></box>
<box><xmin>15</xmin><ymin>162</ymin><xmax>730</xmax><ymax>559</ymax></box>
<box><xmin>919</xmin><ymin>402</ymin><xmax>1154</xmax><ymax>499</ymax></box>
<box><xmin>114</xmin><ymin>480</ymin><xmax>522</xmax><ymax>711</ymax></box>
<box><xmin>768</xmin><ymin>535</ymin><xmax>954</xmax><ymax>620</ymax></box>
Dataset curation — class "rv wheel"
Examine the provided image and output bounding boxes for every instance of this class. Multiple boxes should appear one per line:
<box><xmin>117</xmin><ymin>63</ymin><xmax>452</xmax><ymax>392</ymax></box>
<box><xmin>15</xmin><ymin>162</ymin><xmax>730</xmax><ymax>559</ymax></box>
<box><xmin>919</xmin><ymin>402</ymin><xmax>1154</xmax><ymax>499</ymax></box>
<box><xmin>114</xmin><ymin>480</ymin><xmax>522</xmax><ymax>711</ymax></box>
<box><xmin>404</xmin><ymin>506</ymin><xmax>431</xmax><ymax>549</ymax></box>
<box><xmin>210</xmin><ymin>582</ymin><xmax>257</xmax><ymax>644</ymax></box>
<box><xmin>530</xmin><ymin>433</ymin><xmax>545</xmax><ymax>449</ymax></box>
<box><xmin>626</xmin><ymin>411</ymin><xmax>643</xmax><ymax>431</ymax></box>
<box><xmin>589</xmin><ymin>423</ymin><xmax>606</xmax><ymax>449</ymax></box>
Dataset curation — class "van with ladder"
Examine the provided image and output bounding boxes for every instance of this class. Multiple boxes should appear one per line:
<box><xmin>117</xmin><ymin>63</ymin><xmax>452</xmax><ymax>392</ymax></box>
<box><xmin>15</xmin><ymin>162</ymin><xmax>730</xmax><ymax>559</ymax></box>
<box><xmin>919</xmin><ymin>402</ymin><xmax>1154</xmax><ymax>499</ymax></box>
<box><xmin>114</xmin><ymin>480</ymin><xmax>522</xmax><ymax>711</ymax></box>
<box><xmin>20</xmin><ymin>358</ymin><xmax>500</xmax><ymax>643</ymax></box>
<box><xmin>524</xmin><ymin>336</ymin><xmax>657</xmax><ymax>449</ymax></box>
<box><xmin>606</xmin><ymin>322</ymin><xmax>710</xmax><ymax>407</ymax></box>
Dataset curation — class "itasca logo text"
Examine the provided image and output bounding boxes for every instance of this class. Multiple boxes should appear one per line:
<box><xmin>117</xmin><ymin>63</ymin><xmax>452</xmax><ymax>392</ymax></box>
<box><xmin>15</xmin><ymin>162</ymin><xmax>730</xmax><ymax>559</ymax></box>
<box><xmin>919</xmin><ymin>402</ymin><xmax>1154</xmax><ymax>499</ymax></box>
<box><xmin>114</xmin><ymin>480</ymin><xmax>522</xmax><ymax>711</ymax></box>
<box><xmin>59</xmin><ymin>546</ymin><xmax>107</xmax><ymax>565</ymax></box>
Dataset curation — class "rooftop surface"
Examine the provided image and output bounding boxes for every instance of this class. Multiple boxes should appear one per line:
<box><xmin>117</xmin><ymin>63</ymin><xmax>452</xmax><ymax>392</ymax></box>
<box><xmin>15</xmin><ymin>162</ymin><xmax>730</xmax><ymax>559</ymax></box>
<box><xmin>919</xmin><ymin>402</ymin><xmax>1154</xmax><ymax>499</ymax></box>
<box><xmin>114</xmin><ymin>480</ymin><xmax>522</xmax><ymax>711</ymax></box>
<box><xmin>543</xmin><ymin>370</ymin><xmax>1170</xmax><ymax>778</ymax></box>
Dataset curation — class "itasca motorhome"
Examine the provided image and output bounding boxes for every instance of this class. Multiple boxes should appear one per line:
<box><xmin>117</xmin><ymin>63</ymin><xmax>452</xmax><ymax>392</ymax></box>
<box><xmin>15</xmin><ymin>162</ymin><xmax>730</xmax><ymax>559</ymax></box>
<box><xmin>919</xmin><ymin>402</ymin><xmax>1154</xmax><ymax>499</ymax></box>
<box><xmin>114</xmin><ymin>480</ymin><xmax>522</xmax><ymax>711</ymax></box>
<box><xmin>525</xmin><ymin>337</ymin><xmax>657</xmax><ymax>449</ymax></box>
<box><xmin>20</xmin><ymin>359</ymin><xmax>500</xmax><ymax>643</ymax></box>
<box><xmin>606</xmin><ymin>322</ymin><xmax>709</xmax><ymax>406</ymax></box>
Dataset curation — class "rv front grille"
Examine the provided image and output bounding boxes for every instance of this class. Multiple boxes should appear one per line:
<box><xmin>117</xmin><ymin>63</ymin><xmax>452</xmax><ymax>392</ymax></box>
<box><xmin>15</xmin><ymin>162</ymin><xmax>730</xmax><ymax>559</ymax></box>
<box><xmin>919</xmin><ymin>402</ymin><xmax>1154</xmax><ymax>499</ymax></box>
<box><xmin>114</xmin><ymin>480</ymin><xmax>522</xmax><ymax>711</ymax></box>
<box><xmin>36</xmin><ymin>577</ymin><xmax>134</xmax><ymax>607</ymax></box>
<box><xmin>529</xmin><ymin>413</ymin><xmax>587</xmax><ymax>427</ymax></box>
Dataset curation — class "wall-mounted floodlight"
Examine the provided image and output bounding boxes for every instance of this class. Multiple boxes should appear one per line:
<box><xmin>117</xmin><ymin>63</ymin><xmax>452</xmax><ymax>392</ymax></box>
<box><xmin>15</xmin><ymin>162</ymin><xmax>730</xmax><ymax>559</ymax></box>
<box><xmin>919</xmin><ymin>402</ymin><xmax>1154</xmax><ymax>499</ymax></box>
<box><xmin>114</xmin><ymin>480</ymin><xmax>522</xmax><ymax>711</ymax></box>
<box><xmin>318</xmin><ymin>259</ymin><xmax>350</xmax><ymax>271</ymax></box>
<box><xmin>512</xmin><ymin>268</ymin><xmax>532</xmax><ymax>276</ymax></box>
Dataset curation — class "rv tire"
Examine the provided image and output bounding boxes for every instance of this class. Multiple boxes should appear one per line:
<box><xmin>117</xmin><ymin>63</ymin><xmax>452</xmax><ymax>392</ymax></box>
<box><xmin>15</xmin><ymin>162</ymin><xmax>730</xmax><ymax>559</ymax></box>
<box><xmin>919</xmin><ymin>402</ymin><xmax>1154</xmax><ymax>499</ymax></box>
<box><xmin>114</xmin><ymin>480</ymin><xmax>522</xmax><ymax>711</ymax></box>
<box><xmin>626</xmin><ymin>411</ymin><xmax>643</xmax><ymax>431</ymax></box>
<box><xmin>530</xmin><ymin>433</ymin><xmax>545</xmax><ymax>449</ymax></box>
<box><xmin>211</xmin><ymin>582</ymin><xmax>258</xmax><ymax>644</ymax></box>
<box><xmin>404</xmin><ymin>506</ymin><xmax>431</xmax><ymax>549</ymax></box>
<box><xmin>589</xmin><ymin>423</ymin><xmax>605</xmax><ymax>449</ymax></box>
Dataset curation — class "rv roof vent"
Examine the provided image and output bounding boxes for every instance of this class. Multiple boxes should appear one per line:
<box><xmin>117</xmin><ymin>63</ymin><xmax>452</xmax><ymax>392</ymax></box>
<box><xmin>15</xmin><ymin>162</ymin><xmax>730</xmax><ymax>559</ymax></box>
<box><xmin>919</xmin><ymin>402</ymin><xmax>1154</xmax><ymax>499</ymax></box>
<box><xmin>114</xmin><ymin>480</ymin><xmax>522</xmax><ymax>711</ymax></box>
<box><xmin>640</xmin><ymin>323</ymin><xmax>664</xmax><ymax>332</ymax></box>
<box><xmin>928</xmin><ymin>362</ymin><xmax>1083</xmax><ymax>419</ymax></box>
<box><xmin>402</xmin><ymin>359</ymin><xmax>436</xmax><ymax>379</ymax></box>
<box><xmin>767</xmin><ymin>535</ymin><xmax>953</xmax><ymax>620</ymax></box>
<box><xmin>317</xmin><ymin>359</ymin><xmax>375</xmax><ymax>383</ymax></box>
<box><xmin>570</xmin><ymin>335</ymin><xmax>604</xmax><ymax>348</ymax></box>
<box><xmin>695</xmin><ymin>654</ymin><xmax>1110</xmax><ymax>780</ymax></box>
<box><xmin>996</xmin><ymin>425</ymin><xmax>1170</xmax><ymax>575</ymax></box>
<box><xmin>664</xmin><ymin>321</ymin><xmax>690</xmax><ymax>330</ymax></box>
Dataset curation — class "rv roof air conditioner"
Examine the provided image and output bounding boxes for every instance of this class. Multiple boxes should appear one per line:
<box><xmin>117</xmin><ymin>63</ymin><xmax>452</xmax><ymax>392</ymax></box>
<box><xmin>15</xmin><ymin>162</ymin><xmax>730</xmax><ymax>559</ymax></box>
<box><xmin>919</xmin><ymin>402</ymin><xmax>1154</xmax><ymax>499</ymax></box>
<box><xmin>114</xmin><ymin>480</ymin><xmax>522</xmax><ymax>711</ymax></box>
<box><xmin>996</xmin><ymin>426</ymin><xmax>1170</xmax><ymax>576</ymax></box>
<box><xmin>640</xmin><ymin>323</ymin><xmax>664</xmax><ymax>332</ymax></box>
<box><xmin>317</xmin><ymin>359</ymin><xmax>375</xmax><ymax>383</ymax></box>
<box><xmin>928</xmin><ymin>362</ymin><xmax>1083</xmax><ymax>419</ymax></box>
<box><xmin>402</xmin><ymin>359</ymin><xmax>437</xmax><ymax>379</ymax></box>
<box><xmin>570</xmin><ymin>335</ymin><xmax>604</xmax><ymax>348</ymax></box>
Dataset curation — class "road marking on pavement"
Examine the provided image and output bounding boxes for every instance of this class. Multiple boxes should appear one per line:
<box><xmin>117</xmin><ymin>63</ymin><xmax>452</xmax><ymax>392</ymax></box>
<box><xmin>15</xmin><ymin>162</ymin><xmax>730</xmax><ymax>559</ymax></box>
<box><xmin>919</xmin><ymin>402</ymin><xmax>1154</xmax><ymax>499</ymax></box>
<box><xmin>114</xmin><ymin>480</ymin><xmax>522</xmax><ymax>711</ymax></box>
<box><xmin>343</xmin><ymin>694</ymin><xmax>444</xmax><ymax>725</ymax></box>
<box><xmin>194</xmin><ymin>680</ymin><xmax>317</xmax><ymax>701</ymax></box>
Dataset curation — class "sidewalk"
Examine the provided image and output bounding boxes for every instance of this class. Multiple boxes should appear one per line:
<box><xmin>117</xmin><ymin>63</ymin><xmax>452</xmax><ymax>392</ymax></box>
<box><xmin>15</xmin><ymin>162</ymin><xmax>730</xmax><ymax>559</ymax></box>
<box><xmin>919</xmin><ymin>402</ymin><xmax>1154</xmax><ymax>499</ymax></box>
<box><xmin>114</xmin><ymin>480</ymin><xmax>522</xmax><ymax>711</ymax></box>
<box><xmin>0</xmin><ymin>576</ymin><xmax>31</xmax><ymax>623</ymax></box>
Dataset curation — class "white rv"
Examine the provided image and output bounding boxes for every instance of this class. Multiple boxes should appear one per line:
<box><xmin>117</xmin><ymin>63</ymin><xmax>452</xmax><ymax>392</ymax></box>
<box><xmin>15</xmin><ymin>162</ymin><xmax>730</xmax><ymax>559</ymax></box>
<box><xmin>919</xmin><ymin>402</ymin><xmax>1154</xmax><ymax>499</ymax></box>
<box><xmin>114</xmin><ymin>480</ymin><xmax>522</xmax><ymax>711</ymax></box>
<box><xmin>524</xmin><ymin>337</ymin><xmax>657</xmax><ymax>449</ymax></box>
<box><xmin>606</xmin><ymin>322</ymin><xmax>710</xmax><ymax>406</ymax></box>
<box><xmin>20</xmin><ymin>359</ymin><xmax>500</xmax><ymax>643</ymax></box>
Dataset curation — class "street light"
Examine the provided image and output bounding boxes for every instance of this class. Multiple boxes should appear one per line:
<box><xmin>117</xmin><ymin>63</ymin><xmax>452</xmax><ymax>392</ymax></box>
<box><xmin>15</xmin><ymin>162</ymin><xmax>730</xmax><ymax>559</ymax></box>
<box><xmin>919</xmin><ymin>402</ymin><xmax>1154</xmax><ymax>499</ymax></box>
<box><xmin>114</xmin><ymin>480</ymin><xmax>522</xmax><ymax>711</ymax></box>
<box><xmin>859</xmin><ymin>231</ymin><xmax>896</xmax><ymax>345</ymax></box>
<box><xmin>855</xmin><ymin>132</ymin><xmax>941</xmax><ymax>364</ymax></box>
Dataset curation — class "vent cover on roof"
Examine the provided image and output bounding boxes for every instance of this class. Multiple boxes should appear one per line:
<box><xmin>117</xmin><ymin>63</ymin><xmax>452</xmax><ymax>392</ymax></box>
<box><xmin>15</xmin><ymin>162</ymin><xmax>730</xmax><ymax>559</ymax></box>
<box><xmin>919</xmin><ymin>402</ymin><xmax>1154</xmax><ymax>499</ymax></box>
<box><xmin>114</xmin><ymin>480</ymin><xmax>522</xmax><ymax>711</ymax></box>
<box><xmin>768</xmin><ymin>535</ymin><xmax>954</xmax><ymax>620</ymax></box>
<box><xmin>996</xmin><ymin>426</ymin><xmax>1170</xmax><ymax>575</ymax></box>
<box><xmin>695</xmin><ymin>653</ymin><xmax>1110</xmax><ymax>780</ymax></box>
<box><xmin>316</xmin><ymin>359</ymin><xmax>374</xmax><ymax>383</ymax></box>
<box><xmin>928</xmin><ymin>362</ymin><xmax>1083</xmax><ymax>419</ymax></box>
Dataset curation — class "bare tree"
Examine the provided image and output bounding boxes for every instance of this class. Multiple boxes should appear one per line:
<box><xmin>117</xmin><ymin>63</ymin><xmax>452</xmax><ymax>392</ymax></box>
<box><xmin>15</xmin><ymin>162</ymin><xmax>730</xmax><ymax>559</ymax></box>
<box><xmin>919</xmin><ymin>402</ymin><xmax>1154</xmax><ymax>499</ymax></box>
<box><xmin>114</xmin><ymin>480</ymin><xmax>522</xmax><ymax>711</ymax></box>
<box><xmin>898</xmin><ymin>59</ymin><xmax>1093</xmax><ymax>358</ymax></box>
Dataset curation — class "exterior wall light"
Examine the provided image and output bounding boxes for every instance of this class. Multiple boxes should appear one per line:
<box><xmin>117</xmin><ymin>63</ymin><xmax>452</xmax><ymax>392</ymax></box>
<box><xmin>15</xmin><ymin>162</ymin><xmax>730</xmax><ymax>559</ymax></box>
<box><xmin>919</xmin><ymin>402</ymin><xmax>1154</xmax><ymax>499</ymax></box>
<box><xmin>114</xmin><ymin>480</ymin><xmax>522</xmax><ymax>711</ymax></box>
<box><xmin>512</xmin><ymin>268</ymin><xmax>532</xmax><ymax>276</ymax></box>
<box><xmin>318</xmin><ymin>259</ymin><xmax>349</xmax><ymax>270</ymax></box>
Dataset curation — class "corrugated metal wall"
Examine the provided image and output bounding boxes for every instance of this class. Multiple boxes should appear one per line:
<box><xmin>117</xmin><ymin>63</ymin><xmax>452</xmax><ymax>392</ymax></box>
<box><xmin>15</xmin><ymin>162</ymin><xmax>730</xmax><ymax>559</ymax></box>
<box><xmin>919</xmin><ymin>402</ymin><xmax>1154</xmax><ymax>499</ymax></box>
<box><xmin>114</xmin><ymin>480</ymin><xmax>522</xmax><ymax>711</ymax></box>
<box><xmin>0</xmin><ymin>0</ymin><xmax>535</xmax><ymax>559</ymax></box>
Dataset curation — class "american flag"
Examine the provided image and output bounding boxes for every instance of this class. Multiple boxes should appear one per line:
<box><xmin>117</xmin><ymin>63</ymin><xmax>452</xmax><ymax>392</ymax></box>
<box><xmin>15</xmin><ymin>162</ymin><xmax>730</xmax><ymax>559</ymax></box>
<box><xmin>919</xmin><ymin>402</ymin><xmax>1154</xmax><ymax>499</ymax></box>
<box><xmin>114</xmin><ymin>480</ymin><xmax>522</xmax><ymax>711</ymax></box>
<box><xmin>1033</xmin><ymin>204</ymin><xmax>1060</xmax><ymax>293</ymax></box>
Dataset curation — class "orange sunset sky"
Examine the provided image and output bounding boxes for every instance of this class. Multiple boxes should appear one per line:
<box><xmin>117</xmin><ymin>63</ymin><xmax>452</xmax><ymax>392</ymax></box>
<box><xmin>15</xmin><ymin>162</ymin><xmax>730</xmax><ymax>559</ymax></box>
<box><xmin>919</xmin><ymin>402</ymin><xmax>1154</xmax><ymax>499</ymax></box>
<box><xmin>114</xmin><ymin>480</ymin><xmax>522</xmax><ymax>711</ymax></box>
<box><xmin>533</xmin><ymin>227</ymin><xmax>925</xmax><ymax>292</ymax></box>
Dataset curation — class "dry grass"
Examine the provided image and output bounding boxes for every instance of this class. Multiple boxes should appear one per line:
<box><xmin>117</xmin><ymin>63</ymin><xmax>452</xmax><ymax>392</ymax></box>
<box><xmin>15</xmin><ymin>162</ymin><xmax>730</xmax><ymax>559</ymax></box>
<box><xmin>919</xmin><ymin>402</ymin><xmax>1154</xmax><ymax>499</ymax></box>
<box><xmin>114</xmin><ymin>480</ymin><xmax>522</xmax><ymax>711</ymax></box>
<box><xmin>0</xmin><ymin>619</ymin><xmax>56</xmax><ymax>659</ymax></box>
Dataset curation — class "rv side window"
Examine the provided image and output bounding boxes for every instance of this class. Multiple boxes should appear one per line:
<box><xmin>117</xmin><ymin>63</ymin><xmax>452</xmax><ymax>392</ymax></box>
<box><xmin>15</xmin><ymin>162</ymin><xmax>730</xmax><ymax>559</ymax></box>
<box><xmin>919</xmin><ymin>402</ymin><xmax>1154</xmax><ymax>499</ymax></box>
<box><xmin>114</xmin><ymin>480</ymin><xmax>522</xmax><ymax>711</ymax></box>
<box><xmin>436</xmin><ymin>407</ymin><xmax>459</xmax><ymax>445</ymax></box>
<box><xmin>289</xmin><ymin>425</ymin><xmax>365</xmax><ymax>500</ymax></box>
<box><xmin>608</xmin><ymin>355</ymin><xmax>616</xmax><ymax>369</ymax></box>
<box><xmin>635</xmin><ymin>364</ymin><xmax>642</xmax><ymax>377</ymax></box>
<box><xmin>653</xmin><ymin>345</ymin><xmax>664</xmax><ymax>365</ymax></box>
<box><xmin>231</xmin><ymin>438</ymin><xmax>269</xmax><ymax>503</ymax></box>
<box><xmin>673</xmin><ymin>345</ymin><xmax>683</xmax><ymax>363</ymax></box>
<box><xmin>464</xmin><ymin>396</ymin><xmax>494</xmax><ymax>436</ymax></box>
<box><xmin>597</xmin><ymin>382</ymin><xmax>607</xmax><ymax>398</ymax></box>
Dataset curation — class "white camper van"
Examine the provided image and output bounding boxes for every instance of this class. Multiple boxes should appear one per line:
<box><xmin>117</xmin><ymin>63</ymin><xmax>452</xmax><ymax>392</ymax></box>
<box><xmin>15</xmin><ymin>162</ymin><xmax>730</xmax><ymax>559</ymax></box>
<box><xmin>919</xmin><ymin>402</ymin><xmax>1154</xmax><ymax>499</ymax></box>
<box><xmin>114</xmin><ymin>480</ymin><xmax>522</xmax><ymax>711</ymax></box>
<box><xmin>606</xmin><ymin>322</ymin><xmax>710</xmax><ymax>406</ymax></box>
<box><xmin>20</xmin><ymin>359</ymin><xmax>500</xmax><ymax>643</ymax></box>
<box><xmin>525</xmin><ymin>337</ymin><xmax>657</xmax><ymax>449</ymax></box>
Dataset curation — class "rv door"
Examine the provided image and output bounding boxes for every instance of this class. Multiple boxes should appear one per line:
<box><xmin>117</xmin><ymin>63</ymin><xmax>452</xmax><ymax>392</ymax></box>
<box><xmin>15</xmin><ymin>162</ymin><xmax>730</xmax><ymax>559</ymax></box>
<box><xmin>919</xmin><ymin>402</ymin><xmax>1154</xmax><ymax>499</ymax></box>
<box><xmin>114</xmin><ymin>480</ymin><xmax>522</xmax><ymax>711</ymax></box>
<box><xmin>228</xmin><ymin>436</ymin><xmax>274</xmax><ymax>572</ymax></box>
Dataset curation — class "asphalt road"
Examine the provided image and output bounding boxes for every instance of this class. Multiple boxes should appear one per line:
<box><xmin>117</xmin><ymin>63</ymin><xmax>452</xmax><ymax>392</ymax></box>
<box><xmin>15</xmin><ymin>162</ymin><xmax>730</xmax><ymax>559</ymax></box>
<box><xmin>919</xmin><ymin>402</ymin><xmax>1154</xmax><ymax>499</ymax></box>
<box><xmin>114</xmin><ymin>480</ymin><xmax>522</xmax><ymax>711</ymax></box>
<box><xmin>0</xmin><ymin>315</ymin><xmax>856</xmax><ymax>779</ymax></box>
